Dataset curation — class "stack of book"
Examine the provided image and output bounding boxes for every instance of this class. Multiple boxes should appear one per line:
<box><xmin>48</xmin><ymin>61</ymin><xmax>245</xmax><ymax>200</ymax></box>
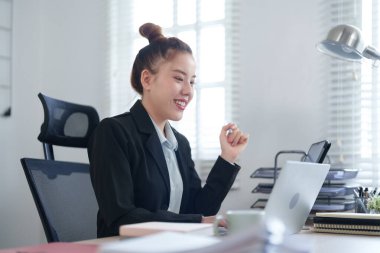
<box><xmin>313</xmin><ymin>212</ymin><xmax>380</xmax><ymax>235</ymax></box>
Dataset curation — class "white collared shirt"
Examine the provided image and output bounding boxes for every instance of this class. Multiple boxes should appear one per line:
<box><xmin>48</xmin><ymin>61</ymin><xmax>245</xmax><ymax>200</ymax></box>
<box><xmin>151</xmin><ymin>120</ymin><xmax>183</xmax><ymax>213</ymax></box>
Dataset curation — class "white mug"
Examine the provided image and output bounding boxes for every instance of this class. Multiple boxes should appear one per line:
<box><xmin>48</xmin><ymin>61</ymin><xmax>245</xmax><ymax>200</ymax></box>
<box><xmin>214</xmin><ymin>209</ymin><xmax>265</xmax><ymax>236</ymax></box>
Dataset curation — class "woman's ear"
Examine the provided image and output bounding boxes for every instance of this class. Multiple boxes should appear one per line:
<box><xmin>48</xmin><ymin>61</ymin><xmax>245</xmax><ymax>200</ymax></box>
<box><xmin>141</xmin><ymin>69</ymin><xmax>152</xmax><ymax>91</ymax></box>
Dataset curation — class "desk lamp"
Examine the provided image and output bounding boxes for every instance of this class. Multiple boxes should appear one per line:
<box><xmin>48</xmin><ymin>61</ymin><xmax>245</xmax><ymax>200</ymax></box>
<box><xmin>317</xmin><ymin>24</ymin><xmax>380</xmax><ymax>64</ymax></box>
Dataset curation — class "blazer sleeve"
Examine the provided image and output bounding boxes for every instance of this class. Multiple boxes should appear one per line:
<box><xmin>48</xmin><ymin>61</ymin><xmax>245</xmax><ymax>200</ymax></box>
<box><xmin>177</xmin><ymin>134</ymin><xmax>240</xmax><ymax>216</ymax></box>
<box><xmin>195</xmin><ymin>156</ymin><xmax>240</xmax><ymax>215</ymax></box>
<box><xmin>88</xmin><ymin>118</ymin><xmax>202</xmax><ymax>235</ymax></box>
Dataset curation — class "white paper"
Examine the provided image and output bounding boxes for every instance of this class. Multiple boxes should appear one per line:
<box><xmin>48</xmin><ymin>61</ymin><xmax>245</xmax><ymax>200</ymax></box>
<box><xmin>100</xmin><ymin>231</ymin><xmax>220</xmax><ymax>253</ymax></box>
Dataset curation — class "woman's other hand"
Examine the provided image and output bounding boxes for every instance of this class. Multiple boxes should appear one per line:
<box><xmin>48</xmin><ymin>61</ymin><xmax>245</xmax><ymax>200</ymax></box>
<box><xmin>201</xmin><ymin>215</ymin><xmax>215</xmax><ymax>224</ymax></box>
<box><xmin>202</xmin><ymin>215</ymin><xmax>227</xmax><ymax>227</ymax></box>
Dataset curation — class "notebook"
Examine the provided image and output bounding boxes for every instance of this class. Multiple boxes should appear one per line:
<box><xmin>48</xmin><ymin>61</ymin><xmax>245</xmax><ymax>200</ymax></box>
<box><xmin>119</xmin><ymin>222</ymin><xmax>213</xmax><ymax>237</ymax></box>
<box><xmin>313</xmin><ymin>212</ymin><xmax>380</xmax><ymax>235</ymax></box>
<box><xmin>264</xmin><ymin>161</ymin><xmax>330</xmax><ymax>234</ymax></box>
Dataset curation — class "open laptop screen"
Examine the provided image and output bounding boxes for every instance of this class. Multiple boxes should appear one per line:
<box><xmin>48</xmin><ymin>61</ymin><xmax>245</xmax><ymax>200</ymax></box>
<box><xmin>265</xmin><ymin>161</ymin><xmax>330</xmax><ymax>234</ymax></box>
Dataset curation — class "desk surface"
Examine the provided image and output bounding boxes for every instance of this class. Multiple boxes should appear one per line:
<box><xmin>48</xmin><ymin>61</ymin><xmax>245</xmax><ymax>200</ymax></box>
<box><xmin>289</xmin><ymin>230</ymin><xmax>380</xmax><ymax>253</ymax></box>
<box><xmin>79</xmin><ymin>230</ymin><xmax>380</xmax><ymax>253</ymax></box>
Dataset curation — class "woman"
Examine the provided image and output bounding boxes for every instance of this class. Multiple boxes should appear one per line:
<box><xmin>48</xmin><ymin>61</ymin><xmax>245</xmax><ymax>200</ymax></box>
<box><xmin>88</xmin><ymin>23</ymin><xmax>249</xmax><ymax>238</ymax></box>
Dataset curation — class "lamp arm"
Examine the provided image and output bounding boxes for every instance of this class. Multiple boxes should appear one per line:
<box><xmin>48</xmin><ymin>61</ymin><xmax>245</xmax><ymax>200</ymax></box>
<box><xmin>363</xmin><ymin>45</ymin><xmax>380</xmax><ymax>61</ymax></box>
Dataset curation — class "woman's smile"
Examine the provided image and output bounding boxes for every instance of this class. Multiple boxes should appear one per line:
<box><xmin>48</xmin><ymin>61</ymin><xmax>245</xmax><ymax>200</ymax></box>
<box><xmin>174</xmin><ymin>98</ymin><xmax>188</xmax><ymax>110</ymax></box>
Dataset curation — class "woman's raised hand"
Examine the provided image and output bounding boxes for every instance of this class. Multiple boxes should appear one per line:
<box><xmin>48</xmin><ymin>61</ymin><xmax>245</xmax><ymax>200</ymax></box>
<box><xmin>219</xmin><ymin>123</ymin><xmax>249</xmax><ymax>164</ymax></box>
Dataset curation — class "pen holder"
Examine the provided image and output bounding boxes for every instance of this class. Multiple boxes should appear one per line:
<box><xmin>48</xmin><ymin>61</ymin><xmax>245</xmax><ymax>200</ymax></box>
<box><xmin>354</xmin><ymin>196</ymin><xmax>368</xmax><ymax>213</ymax></box>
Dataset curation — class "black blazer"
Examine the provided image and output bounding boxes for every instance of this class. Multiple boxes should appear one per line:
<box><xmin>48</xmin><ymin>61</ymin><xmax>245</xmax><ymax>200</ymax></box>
<box><xmin>88</xmin><ymin>100</ymin><xmax>240</xmax><ymax>237</ymax></box>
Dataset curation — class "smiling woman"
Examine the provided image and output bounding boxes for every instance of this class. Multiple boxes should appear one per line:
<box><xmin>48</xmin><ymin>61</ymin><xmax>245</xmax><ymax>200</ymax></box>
<box><xmin>0</xmin><ymin>0</ymin><xmax>12</xmax><ymax>117</ymax></box>
<box><xmin>88</xmin><ymin>22</ymin><xmax>249</xmax><ymax>238</ymax></box>
<box><xmin>107</xmin><ymin>0</ymin><xmax>240</xmax><ymax>184</ymax></box>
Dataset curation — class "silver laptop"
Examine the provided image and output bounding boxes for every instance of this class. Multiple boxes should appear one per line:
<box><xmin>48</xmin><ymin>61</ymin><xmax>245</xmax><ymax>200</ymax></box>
<box><xmin>264</xmin><ymin>160</ymin><xmax>330</xmax><ymax>234</ymax></box>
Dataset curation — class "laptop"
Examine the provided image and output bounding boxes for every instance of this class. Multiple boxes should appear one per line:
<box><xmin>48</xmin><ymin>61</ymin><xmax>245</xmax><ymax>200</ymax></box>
<box><xmin>264</xmin><ymin>160</ymin><xmax>330</xmax><ymax>234</ymax></box>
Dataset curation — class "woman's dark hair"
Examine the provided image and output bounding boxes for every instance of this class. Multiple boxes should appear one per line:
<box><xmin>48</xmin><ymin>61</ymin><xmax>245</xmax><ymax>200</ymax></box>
<box><xmin>131</xmin><ymin>23</ymin><xmax>193</xmax><ymax>95</ymax></box>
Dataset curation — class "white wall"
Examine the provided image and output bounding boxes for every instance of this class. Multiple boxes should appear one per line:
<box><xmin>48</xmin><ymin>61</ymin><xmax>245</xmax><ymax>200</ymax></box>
<box><xmin>0</xmin><ymin>0</ymin><xmax>106</xmax><ymax>248</ymax></box>
<box><xmin>0</xmin><ymin>0</ymin><xmax>323</xmax><ymax>248</ymax></box>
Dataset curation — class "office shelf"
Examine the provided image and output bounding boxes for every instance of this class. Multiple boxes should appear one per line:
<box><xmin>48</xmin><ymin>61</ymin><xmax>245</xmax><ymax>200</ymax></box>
<box><xmin>251</xmin><ymin>183</ymin><xmax>273</xmax><ymax>194</ymax></box>
<box><xmin>251</xmin><ymin>197</ymin><xmax>355</xmax><ymax>212</ymax></box>
<box><xmin>313</xmin><ymin>198</ymin><xmax>356</xmax><ymax>211</ymax></box>
<box><xmin>250</xmin><ymin>167</ymin><xmax>280</xmax><ymax>179</ymax></box>
<box><xmin>250</xmin><ymin>149</ymin><xmax>359</xmax><ymax>212</ymax></box>
<box><xmin>251</xmin><ymin>182</ymin><xmax>357</xmax><ymax>197</ymax></box>
<box><xmin>251</xmin><ymin>167</ymin><xmax>358</xmax><ymax>181</ymax></box>
<box><xmin>318</xmin><ymin>184</ymin><xmax>358</xmax><ymax>197</ymax></box>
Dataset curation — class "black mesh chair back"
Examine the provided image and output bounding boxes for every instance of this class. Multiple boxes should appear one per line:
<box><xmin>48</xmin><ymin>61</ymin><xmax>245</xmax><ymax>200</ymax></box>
<box><xmin>21</xmin><ymin>93</ymin><xmax>100</xmax><ymax>242</ymax></box>
<box><xmin>37</xmin><ymin>93</ymin><xmax>100</xmax><ymax>160</ymax></box>
<box><xmin>21</xmin><ymin>158</ymin><xmax>98</xmax><ymax>242</ymax></box>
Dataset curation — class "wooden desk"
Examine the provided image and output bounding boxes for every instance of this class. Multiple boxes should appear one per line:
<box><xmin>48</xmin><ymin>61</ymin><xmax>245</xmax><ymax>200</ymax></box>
<box><xmin>79</xmin><ymin>236</ymin><xmax>121</xmax><ymax>245</ymax></box>
<box><xmin>79</xmin><ymin>230</ymin><xmax>380</xmax><ymax>253</ymax></box>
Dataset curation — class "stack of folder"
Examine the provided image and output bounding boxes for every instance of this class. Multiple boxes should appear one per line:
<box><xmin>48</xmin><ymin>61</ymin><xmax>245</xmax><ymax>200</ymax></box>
<box><xmin>250</xmin><ymin>166</ymin><xmax>358</xmax><ymax>212</ymax></box>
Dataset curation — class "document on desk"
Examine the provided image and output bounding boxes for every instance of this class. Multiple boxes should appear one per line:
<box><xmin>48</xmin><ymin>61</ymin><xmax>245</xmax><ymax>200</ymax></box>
<box><xmin>100</xmin><ymin>231</ymin><xmax>220</xmax><ymax>253</ymax></box>
<box><xmin>104</xmin><ymin>226</ymin><xmax>311</xmax><ymax>253</ymax></box>
<box><xmin>119</xmin><ymin>222</ymin><xmax>213</xmax><ymax>237</ymax></box>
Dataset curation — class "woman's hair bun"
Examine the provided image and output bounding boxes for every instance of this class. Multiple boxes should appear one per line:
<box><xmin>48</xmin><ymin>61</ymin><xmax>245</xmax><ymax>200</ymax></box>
<box><xmin>139</xmin><ymin>23</ymin><xmax>165</xmax><ymax>43</ymax></box>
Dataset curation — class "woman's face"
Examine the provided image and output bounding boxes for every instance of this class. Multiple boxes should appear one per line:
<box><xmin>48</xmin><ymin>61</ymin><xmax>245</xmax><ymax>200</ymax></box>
<box><xmin>141</xmin><ymin>52</ymin><xmax>196</xmax><ymax>125</ymax></box>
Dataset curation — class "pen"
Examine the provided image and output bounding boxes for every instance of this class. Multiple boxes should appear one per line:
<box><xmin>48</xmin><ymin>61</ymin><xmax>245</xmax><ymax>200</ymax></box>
<box><xmin>364</xmin><ymin>187</ymin><xmax>370</xmax><ymax>198</ymax></box>
<box><xmin>353</xmin><ymin>188</ymin><xmax>361</xmax><ymax>199</ymax></box>
<box><xmin>373</xmin><ymin>187</ymin><xmax>378</xmax><ymax>196</ymax></box>
<box><xmin>358</xmin><ymin>186</ymin><xmax>363</xmax><ymax>198</ymax></box>
<box><xmin>355</xmin><ymin>187</ymin><xmax>368</xmax><ymax>213</ymax></box>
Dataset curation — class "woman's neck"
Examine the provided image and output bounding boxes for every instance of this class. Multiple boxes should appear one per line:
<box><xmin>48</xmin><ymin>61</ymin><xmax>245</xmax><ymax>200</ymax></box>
<box><xmin>141</xmin><ymin>99</ymin><xmax>166</xmax><ymax>135</ymax></box>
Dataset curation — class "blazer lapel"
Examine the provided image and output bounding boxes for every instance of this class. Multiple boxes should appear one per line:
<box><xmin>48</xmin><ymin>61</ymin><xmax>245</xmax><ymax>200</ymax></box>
<box><xmin>145</xmin><ymin>135</ymin><xmax>170</xmax><ymax>192</ymax></box>
<box><xmin>175</xmin><ymin>148</ymin><xmax>188</xmax><ymax>190</ymax></box>
<box><xmin>175</xmin><ymin>148</ymin><xmax>189</xmax><ymax>213</ymax></box>
<box><xmin>130</xmin><ymin>100</ymin><xmax>170</xmax><ymax>193</ymax></box>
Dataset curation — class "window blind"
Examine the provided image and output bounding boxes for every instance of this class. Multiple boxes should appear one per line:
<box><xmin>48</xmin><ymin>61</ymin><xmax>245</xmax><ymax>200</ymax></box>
<box><xmin>319</xmin><ymin>0</ymin><xmax>380</xmax><ymax>186</ymax></box>
<box><xmin>106</xmin><ymin>0</ymin><xmax>240</xmax><ymax>186</ymax></box>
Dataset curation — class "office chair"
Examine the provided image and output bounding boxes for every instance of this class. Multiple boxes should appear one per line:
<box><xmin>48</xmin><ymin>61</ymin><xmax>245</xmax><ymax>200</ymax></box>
<box><xmin>21</xmin><ymin>93</ymin><xmax>100</xmax><ymax>242</ymax></box>
<box><xmin>21</xmin><ymin>158</ymin><xmax>98</xmax><ymax>242</ymax></box>
<box><xmin>37</xmin><ymin>92</ymin><xmax>99</xmax><ymax>160</ymax></box>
